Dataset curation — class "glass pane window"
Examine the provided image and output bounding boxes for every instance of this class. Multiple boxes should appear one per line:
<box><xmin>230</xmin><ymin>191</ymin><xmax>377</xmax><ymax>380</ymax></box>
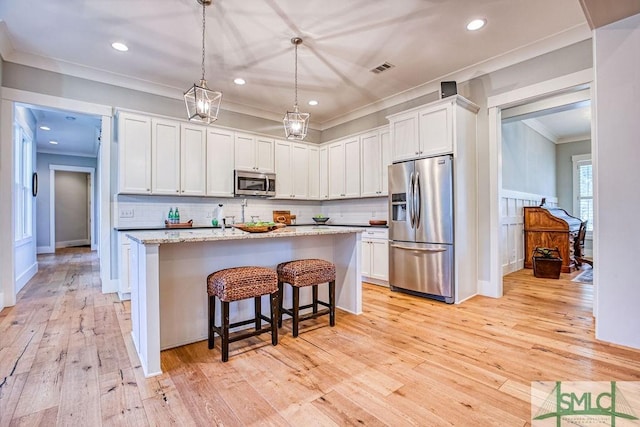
<box><xmin>573</xmin><ymin>156</ymin><xmax>593</xmax><ymax>232</ymax></box>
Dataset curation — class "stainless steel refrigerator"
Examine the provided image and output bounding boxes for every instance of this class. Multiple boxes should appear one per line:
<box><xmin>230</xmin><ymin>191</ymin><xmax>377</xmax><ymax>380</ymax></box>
<box><xmin>388</xmin><ymin>155</ymin><xmax>454</xmax><ymax>303</ymax></box>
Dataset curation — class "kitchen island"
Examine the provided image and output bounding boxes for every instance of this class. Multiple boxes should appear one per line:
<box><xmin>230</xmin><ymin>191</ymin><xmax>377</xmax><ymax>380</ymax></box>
<box><xmin>125</xmin><ymin>226</ymin><xmax>363</xmax><ymax>377</ymax></box>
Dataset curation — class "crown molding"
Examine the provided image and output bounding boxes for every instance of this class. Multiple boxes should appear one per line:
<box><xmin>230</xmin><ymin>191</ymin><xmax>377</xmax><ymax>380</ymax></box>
<box><xmin>522</xmin><ymin>118</ymin><xmax>559</xmax><ymax>143</ymax></box>
<box><xmin>0</xmin><ymin>20</ymin><xmax>14</xmax><ymax>60</ymax></box>
<box><xmin>557</xmin><ymin>133</ymin><xmax>591</xmax><ymax>144</ymax></box>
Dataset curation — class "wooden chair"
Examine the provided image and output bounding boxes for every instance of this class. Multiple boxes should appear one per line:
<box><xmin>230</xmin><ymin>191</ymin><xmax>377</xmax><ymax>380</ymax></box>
<box><xmin>574</xmin><ymin>220</ymin><xmax>593</xmax><ymax>267</ymax></box>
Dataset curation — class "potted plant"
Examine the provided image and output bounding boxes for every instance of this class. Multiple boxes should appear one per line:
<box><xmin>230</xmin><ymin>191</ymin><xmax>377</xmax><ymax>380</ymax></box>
<box><xmin>532</xmin><ymin>247</ymin><xmax>563</xmax><ymax>279</ymax></box>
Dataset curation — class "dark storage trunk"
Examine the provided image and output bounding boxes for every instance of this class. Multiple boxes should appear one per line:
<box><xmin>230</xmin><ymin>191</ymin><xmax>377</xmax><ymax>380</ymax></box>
<box><xmin>532</xmin><ymin>248</ymin><xmax>563</xmax><ymax>279</ymax></box>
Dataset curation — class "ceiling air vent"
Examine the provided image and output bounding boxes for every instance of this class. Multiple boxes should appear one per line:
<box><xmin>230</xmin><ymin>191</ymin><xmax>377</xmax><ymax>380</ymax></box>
<box><xmin>370</xmin><ymin>62</ymin><xmax>395</xmax><ymax>74</ymax></box>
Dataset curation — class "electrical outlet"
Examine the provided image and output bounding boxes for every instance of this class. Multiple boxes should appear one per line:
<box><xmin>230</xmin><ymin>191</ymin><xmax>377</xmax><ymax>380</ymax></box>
<box><xmin>206</xmin><ymin>211</ymin><xmax>213</xmax><ymax>218</ymax></box>
<box><xmin>120</xmin><ymin>208</ymin><xmax>134</xmax><ymax>218</ymax></box>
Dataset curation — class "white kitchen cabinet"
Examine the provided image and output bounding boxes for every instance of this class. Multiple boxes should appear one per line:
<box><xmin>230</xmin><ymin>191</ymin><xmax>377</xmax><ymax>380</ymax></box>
<box><xmin>389</xmin><ymin>97</ymin><xmax>455</xmax><ymax>162</ymax></box>
<box><xmin>151</xmin><ymin>118</ymin><xmax>180</xmax><ymax>195</ymax></box>
<box><xmin>118</xmin><ymin>232</ymin><xmax>132</xmax><ymax>300</ymax></box>
<box><xmin>308</xmin><ymin>145</ymin><xmax>320</xmax><ymax>200</ymax></box>
<box><xmin>328</xmin><ymin>137</ymin><xmax>360</xmax><ymax>199</ymax></box>
<box><xmin>361</xmin><ymin>228</ymin><xmax>389</xmax><ymax>285</ymax></box>
<box><xmin>275</xmin><ymin>140</ymin><xmax>310</xmax><ymax>199</ymax></box>
<box><xmin>319</xmin><ymin>146</ymin><xmax>329</xmax><ymax>199</ymax></box>
<box><xmin>206</xmin><ymin>127</ymin><xmax>235</xmax><ymax>197</ymax></box>
<box><xmin>118</xmin><ymin>112</ymin><xmax>152</xmax><ymax>194</ymax></box>
<box><xmin>360</xmin><ymin>128</ymin><xmax>391</xmax><ymax>197</ymax></box>
<box><xmin>180</xmin><ymin>124</ymin><xmax>207</xmax><ymax>196</ymax></box>
<box><xmin>234</xmin><ymin>133</ymin><xmax>274</xmax><ymax>172</ymax></box>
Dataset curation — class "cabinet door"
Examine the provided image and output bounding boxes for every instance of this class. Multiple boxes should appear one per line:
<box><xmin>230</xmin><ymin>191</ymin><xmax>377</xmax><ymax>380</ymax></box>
<box><xmin>390</xmin><ymin>111</ymin><xmax>419</xmax><ymax>162</ymax></box>
<box><xmin>361</xmin><ymin>240</ymin><xmax>372</xmax><ymax>277</ymax></box>
<box><xmin>319</xmin><ymin>146</ymin><xmax>329</xmax><ymax>199</ymax></box>
<box><xmin>371</xmin><ymin>240</ymin><xmax>389</xmax><ymax>280</ymax></box>
<box><xmin>119</xmin><ymin>234</ymin><xmax>131</xmax><ymax>298</ymax></box>
<box><xmin>327</xmin><ymin>142</ymin><xmax>345</xmax><ymax>198</ymax></box>
<box><xmin>380</xmin><ymin>129</ymin><xmax>391</xmax><ymax>196</ymax></box>
<box><xmin>118</xmin><ymin>113</ymin><xmax>151</xmax><ymax>194</ymax></box>
<box><xmin>206</xmin><ymin>128</ymin><xmax>235</xmax><ymax>197</ymax></box>
<box><xmin>180</xmin><ymin>124</ymin><xmax>206</xmax><ymax>196</ymax></box>
<box><xmin>291</xmin><ymin>143</ymin><xmax>308</xmax><ymax>199</ymax></box>
<box><xmin>274</xmin><ymin>140</ymin><xmax>292</xmax><ymax>198</ymax></box>
<box><xmin>360</xmin><ymin>131</ymin><xmax>380</xmax><ymax>197</ymax></box>
<box><xmin>151</xmin><ymin>118</ymin><xmax>180</xmax><ymax>195</ymax></box>
<box><xmin>343</xmin><ymin>137</ymin><xmax>361</xmax><ymax>198</ymax></box>
<box><xmin>308</xmin><ymin>146</ymin><xmax>320</xmax><ymax>200</ymax></box>
<box><xmin>256</xmin><ymin>137</ymin><xmax>275</xmax><ymax>172</ymax></box>
<box><xmin>234</xmin><ymin>133</ymin><xmax>256</xmax><ymax>171</ymax></box>
<box><xmin>419</xmin><ymin>103</ymin><xmax>453</xmax><ymax>156</ymax></box>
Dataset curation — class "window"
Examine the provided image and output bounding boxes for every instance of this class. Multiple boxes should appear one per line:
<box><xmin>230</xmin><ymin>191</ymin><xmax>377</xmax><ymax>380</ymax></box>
<box><xmin>14</xmin><ymin>123</ymin><xmax>33</xmax><ymax>242</ymax></box>
<box><xmin>572</xmin><ymin>154</ymin><xmax>592</xmax><ymax>234</ymax></box>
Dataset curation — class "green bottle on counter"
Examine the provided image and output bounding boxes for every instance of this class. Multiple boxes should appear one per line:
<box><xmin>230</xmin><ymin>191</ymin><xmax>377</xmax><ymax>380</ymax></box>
<box><xmin>168</xmin><ymin>207</ymin><xmax>174</xmax><ymax>224</ymax></box>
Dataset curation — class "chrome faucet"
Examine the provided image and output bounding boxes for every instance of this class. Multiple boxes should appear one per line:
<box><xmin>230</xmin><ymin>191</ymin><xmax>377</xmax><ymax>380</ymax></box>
<box><xmin>240</xmin><ymin>198</ymin><xmax>247</xmax><ymax>223</ymax></box>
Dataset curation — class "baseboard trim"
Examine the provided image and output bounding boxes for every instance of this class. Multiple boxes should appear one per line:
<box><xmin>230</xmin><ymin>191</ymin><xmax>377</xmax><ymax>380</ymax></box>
<box><xmin>16</xmin><ymin>262</ymin><xmax>38</xmax><ymax>293</ymax></box>
<box><xmin>55</xmin><ymin>239</ymin><xmax>90</xmax><ymax>248</ymax></box>
<box><xmin>479</xmin><ymin>280</ymin><xmax>501</xmax><ymax>298</ymax></box>
<box><xmin>37</xmin><ymin>245</ymin><xmax>55</xmax><ymax>254</ymax></box>
<box><xmin>0</xmin><ymin>292</ymin><xmax>4</xmax><ymax>311</ymax></box>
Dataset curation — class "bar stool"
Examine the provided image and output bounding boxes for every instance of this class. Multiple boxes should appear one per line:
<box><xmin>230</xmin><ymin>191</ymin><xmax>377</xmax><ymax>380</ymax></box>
<box><xmin>277</xmin><ymin>259</ymin><xmax>336</xmax><ymax>337</ymax></box>
<box><xmin>207</xmin><ymin>266</ymin><xmax>278</xmax><ymax>362</ymax></box>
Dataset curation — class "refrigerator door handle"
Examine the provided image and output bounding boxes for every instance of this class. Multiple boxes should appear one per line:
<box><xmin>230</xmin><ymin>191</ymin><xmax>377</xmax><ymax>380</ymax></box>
<box><xmin>414</xmin><ymin>171</ymin><xmax>421</xmax><ymax>228</ymax></box>
<box><xmin>408</xmin><ymin>172</ymin><xmax>415</xmax><ymax>228</ymax></box>
<box><xmin>390</xmin><ymin>244</ymin><xmax>447</xmax><ymax>253</ymax></box>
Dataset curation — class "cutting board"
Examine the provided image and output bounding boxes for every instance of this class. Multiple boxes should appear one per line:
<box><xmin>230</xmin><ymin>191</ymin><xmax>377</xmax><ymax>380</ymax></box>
<box><xmin>273</xmin><ymin>210</ymin><xmax>291</xmax><ymax>225</ymax></box>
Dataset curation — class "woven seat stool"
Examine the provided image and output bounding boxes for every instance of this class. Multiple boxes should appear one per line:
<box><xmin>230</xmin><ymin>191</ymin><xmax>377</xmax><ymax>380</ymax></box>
<box><xmin>207</xmin><ymin>266</ymin><xmax>278</xmax><ymax>362</ymax></box>
<box><xmin>277</xmin><ymin>259</ymin><xmax>336</xmax><ymax>337</ymax></box>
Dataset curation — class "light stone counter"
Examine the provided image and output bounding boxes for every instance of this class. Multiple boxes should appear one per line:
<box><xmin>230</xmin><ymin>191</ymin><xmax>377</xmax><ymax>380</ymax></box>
<box><xmin>126</xmin><ymin>225</ymin><xmax>363</xmax><ymax>377</ymax></box>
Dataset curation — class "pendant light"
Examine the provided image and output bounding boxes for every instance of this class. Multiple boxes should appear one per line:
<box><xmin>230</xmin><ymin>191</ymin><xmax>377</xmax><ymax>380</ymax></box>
<box><xmin>283</xmin><ymin>37</ymin><xmax>310</xmax><ymax>140</ymax></box>
<box><xmin>184</xmin><ymin>0</ymin><xmax>222</xmax><ymax>124</ymax></box>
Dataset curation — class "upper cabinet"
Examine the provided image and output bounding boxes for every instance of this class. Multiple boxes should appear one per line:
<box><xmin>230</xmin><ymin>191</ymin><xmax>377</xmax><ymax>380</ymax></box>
<box><xmin>151</xmin><ymin>118</ymin><xmax>180</xmax><ymax>195</ymax></box>
<box><xmin>206</xmin><ymin>128</ymin><xmax>235</xmax><ymax>197</ymax></box>
<box><xmin>118</xmin><ymin>112</ymin><xmax>152</xmax><ymax>194</ymax></box>
<box><xmin>389</xmin><ymin>97</ymin><xmax>468</xmax><ymax>162</ymax></box>
<box><xmin>234</xmin><ymin>133</ymin><xmax>275</xmax><ymax>173</ymax></box>
<box><xmin>180</xmin><ymin>124</ymin><xmax>207</xmax><ymax>196</ymax></box>
<box><xmin>360</xmin><ymin>128</ymin><xmax>391</xmax><ymax>197</ymax></box>
<box><xmin>275</xmin><ymin>140</ymin><xmax>311</xmax><ymax>199</ymax></box>
<box><xmin>328</xmin><ymin>136</ymin><xmax>360</xmax><ymax>199</ymax></box>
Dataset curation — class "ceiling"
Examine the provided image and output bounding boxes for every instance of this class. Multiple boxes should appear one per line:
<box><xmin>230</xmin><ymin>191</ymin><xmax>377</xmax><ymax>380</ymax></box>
<box><xmin>0</xmin><ymin>0</ymin><xmax>590</xmax><ymax>130</ymax></box>
<box><xmin>522</xmin><ymin>105</ymin><xmax>591</xmax><ymax>144</ymax></box>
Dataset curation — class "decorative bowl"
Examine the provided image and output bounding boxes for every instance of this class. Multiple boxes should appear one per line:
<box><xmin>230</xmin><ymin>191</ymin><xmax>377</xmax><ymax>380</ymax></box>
<box><xmin>369</xmin><ymin>220</ymin><xmax>387</xmax><ymax>226</ymax></box>
<box><xmin>233</xmin><ymin>223</ymin><xmax>284</xmax><ymax>233</ymax></box>
<box><xmin>312</xmin><ymin>217</ymin><xmax>330</xmax><ymax>224</ymax></box>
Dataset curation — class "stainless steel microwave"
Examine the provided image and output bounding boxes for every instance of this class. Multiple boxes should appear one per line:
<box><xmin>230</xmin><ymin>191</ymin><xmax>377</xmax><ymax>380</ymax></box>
<box><xmin>234</xmin><ymin>170</ymin><xmax>276</xmax><ymax>197</ymax></box>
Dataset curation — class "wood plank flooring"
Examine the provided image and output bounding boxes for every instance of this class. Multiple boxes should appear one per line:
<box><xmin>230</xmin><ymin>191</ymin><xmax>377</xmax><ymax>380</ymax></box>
<box><xmin>1</xmin><ymin>248</ymin><xmax>639</xmax><ymax>426</ymax></box>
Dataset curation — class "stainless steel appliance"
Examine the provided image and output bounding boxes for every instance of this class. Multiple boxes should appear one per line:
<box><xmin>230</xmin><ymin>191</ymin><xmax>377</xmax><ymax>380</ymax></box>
<box><xmin>234</xmin><ymin>170</ymin><xmax>276</xmax><ymax>197</ymax></box>
<box><xmin>388</xmin><ymin>155</ymin><xmax>454</xmax><ymax>303</ymax></box>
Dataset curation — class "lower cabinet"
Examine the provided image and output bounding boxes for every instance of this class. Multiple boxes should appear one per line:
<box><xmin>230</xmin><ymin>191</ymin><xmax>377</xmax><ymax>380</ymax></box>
<box><xmin>118</xmin><ymin>232</ymin><xmax>132</xmax><ymax>301</ymax></box>
<box><xmin>361</xmin><ymin>228</ymin><xmax>389</xmax><ymax>285</ymax></box>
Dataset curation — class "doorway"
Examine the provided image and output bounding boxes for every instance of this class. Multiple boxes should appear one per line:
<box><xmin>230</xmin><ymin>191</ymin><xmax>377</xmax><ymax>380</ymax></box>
<box><xmin>51</xmin><ymin>167</ymin><xmax>96</xmax><ymax>251</ymax></box>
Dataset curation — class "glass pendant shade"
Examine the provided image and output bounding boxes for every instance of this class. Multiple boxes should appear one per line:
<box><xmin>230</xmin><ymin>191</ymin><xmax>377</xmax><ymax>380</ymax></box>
<box><xmin>184</xmin><ymin>79</ymin><xmax>222</xmax><ymax>124</ymax></box>
<box><xmin>283</xmin><ymin>105</ymin><xmax>310</xmax><ymax>140</ymax></box>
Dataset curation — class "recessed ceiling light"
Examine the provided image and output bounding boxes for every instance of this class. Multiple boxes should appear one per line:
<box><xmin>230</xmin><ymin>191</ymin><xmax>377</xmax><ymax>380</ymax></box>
<box><xmin>49</xmin><ymin>140</ymin><xmax>59</xmax><ymax>145</ymax></box>
<box><xmin>308</xmin><ymin>100</ymin><xmax>319</xmax><ymax>106</ymax></box>
<box><xmin>233</xmin><ymin>78</ymin><xmax>246</xmax><ymax>85</ymax></box>
<box><xmin>39</xmin><ymin>125</ymin><xmax>50</xmax><ymax>131</ymax></box>
<box><xmin>466</xmin><ymin>19</ymin><xmax>486</xmax><ymax>31</ymax></box>
<box><xmin>111</xmin><ymin>42</ymin><xmax>129</xmax><ymax>52</ymax></box>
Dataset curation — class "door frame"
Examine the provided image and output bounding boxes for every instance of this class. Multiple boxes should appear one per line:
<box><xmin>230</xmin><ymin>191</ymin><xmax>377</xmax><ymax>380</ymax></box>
<box><xmin>484</xmin><ymin>69</ymin><xmax>593</xmax><ymax>298</ymax></box>
<box><xmin>50</xmin><ymin>165</ymin><xmax>96</xmax><ymax>251</ymax></box>
<box><xmin>0</xmin><ymin>88</ymin><xmax>114</xmax><ymax>309</ymax></box>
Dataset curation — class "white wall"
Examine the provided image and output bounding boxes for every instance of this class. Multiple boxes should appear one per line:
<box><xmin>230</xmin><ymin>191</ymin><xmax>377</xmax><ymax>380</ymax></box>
<box><xmin>593</xmin><ymin>12</ymin><xmax>640</xmax><ymax>349</ymax></box>
<box><xmin>55</xmin><ymin>171</ymin><xmax>89</xmax><ymax>247</ymax></box>
<box><xmin>502</xmin><ymin>121</ymin><xmax>557</xmax><ymax>196</ymax></box>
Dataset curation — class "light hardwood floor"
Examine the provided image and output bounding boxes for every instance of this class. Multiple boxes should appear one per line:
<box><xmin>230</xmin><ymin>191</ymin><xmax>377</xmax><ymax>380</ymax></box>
<box><xmin>1</xmin><ymin>248</ymin><xmax>639</xmax><ymax>426</ymax></box>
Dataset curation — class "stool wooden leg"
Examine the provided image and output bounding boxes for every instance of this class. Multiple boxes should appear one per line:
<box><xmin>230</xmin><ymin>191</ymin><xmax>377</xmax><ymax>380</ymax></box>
<box><xmin>222</xmin><ymin>301</ymin><xmax>230</xmax><ymax>362</ymax></box>
<box><xmin>292</xmin><ymin>286</ymin><xmax>300</xmax><ymax>337</ymax></box>
<box><xmin>312</xmin><ymin>285</ymin><xmax>318</xmax><ymax>314</ymax></box>
<box><xmin>277</xmin><ymin>281</ymin><xmax>284</xmax><ymax>328</ymax></box>
<box><xmin>254</xmin><ymin>296</ymin><xmax>262</xmax><ymax>331</ymax></box>
<box><xmin>270</xmin><ymin>292</ymin><xmax>278</xmax><ymax>346</ymax></box>
<box><xmin>329</xmin><ymin>280</ymin><xmax>336</xmax><ymax>327</ymax></box>
<box><xmin>208</xmin><ymin>295</ymin><xmax>215</xmax><ymax>349</ymax></box>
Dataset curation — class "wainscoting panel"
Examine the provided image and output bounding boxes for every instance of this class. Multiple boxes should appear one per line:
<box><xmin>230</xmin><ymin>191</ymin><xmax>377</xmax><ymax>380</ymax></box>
<box><xmin>500</xmin><ymin>190</ymin><xmax>557</xmax><ymax>275</ymax></box>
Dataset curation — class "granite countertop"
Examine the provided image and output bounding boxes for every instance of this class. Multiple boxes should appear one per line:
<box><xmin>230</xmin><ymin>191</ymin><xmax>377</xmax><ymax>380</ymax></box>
<box><xmin>115</xmin><ymin>223</ymin><xmax>387</xmax><ymax>231</ymax></box>
<box><xmin>125</xmin><ymin>225</ymin><xmax>364</xmax><ymax>245</ymax></box>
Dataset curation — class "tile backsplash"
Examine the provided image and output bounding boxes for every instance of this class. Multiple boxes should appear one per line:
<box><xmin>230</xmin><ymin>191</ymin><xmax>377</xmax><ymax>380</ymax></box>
<box><xmin>114</xmin><ymin>195</ymin><xmax>388</xmax><ymax>228</ymax></box>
